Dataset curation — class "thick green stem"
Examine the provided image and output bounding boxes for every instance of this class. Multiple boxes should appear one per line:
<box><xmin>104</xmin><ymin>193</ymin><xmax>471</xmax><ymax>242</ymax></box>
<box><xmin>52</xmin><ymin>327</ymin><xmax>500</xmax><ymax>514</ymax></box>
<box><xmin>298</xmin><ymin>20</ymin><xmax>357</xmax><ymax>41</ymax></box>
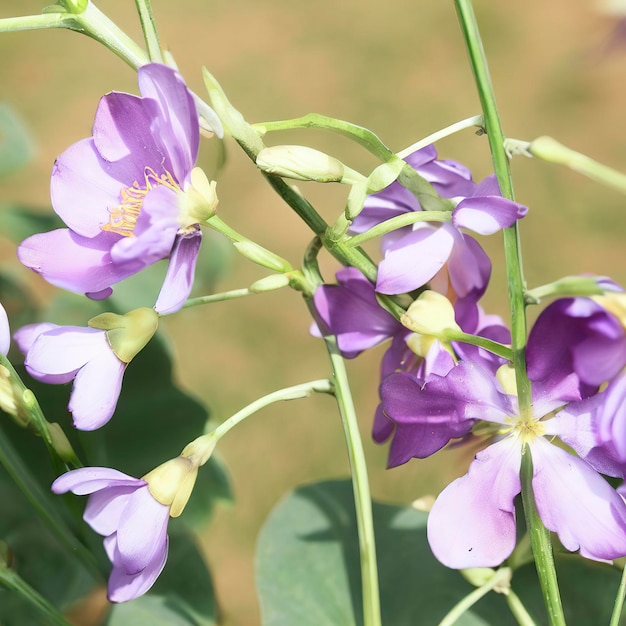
<box><xmin>609</xmin><ymin>565</ymin><xmax>626</xmax><ymax>626</ymax></box>
<box><xmin>134</xmin><ymin>0</ymin><xmax>163</xmax><ymax>62</ymax></box>
<box><xmin>0</xmin><ymin>565</ymin><xmax>72</xmax><ymax>626</ymax></box>
<box><xmin>520</xmin><ymin>448</ymin><xmax>565</xmax><ymax>626</ymax></box>
<box><xmin>324</xmin><ymin>336</ymin><xmax>381</xmax><ymax>626</ymax></box>
<box><xmin>455</xmin><ymin>2</ymin><xmax>564</xmax><ymax>623</ymax></box>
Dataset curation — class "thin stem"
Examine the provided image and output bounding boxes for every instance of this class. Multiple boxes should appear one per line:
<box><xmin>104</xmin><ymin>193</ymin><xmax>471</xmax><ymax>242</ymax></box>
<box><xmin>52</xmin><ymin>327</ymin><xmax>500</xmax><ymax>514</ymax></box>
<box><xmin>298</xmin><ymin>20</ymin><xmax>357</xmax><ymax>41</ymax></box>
<box><xmin>520</xmin><ymin>447</ymin><xmax>565</xmax><ymax>626</ymax></box>
<box><xmin>0</xmin><ymin>565</ymin><xmax>72</xmax><ymax>626</ymax></box>
<box><xmin>0</xmin><ymin>13</ymin><xmax>74</xmax><ymax>33</ymax></box>
<box><xmin>182</xmin><ymin>288</ymin><xmax>254</xmax><ymax>310</ymax></box>
<box><xmin>507</xmin><ymin>590</ymin><xmax>539</xmax><ymax>626</ymax></box>
<box><xmin>452</xmin><ymin>332</ymin><xmax>513</xmax><ymax>361</ymax></box>
<box><xmin>396</xmin><ymin>115</ymin><xmax>484</xmax><ymax>159</ymax></box>
<box><xmin>0</xmin><ymin>425</ymin><xmax>102</xmax><ymax>581</ymax></box>
<box><xmin>438</xmin><ymin>568</ymin><xmax>512</xmax><ymax>626</ymax></box>
<box><xmin>210</xmin><ymin>379</ymin><xmax>333</xmax><ymax>441</ymax></box>
<box><xmin>324</xmin><ymin>336</ymin><xmax>381</xmax><ymax>626</ymax></box>
<box><xmin>347</xmin><ymin>211</ymin><xmax>451</xmax><ymax>248</ymax></box>
<box><xmin>609</xmin><ymin>565</ymin><xmax>626</xmax><ymax>626</ymax></box>
<box><xmin>134</xmin><ymin>0</ymin><xmax>163</xmax><ymax>62</ymax></box>
<box><xmin>454</xmin><ymin>0</ymin><xmax>531</xmax><ymax>410</ymax></box>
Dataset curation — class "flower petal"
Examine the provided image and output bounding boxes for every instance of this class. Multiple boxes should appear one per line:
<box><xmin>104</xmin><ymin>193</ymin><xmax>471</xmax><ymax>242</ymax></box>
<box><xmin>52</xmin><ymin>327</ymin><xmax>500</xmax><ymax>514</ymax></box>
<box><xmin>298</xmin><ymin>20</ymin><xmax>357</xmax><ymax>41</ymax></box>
<box><xmin>532</xmin><ymin>437</ymin><xmax>626</xmax><ymax>561</ymax></box>
<box><xmin>453</xmin><ymin>194</ymin><xmax>527</xmax><ymax>235</ymax></box>
<box><xmin>427</xmin><ymin>437</ymin><xmax>521</xmax><ymax>568</ymax></box>
<box><xmin>154</xmin><ymin>230</ymin><xmax>202</xmax><ymax>315</ymax></box>
<box><xmin>14</xmin><ymin>323</ymin><xmax>59</xmax><ymax>355</ymax></box>
<box><xmin>51</xmin><ymin>467</ymin><xmax>143</xmax><ymax>495</ymax></box>
<box><xmin>116</xmin><ymin>486</ymin><xmax>170</xmax><ymax>574</ymax></box>
<box><xmin>83</xmin><ymin>486</ymin><xmax>140</xmax><ymax>536</ymax></box>
<box><xmin>68</xmin><ymin>348</ymin><xmax>126</xmax><ymax>431</ymax></box>
<box><xmin>137</xmin><ymin>64</ymin><xmax>199</xmax><ymax>184</ymax></box>
<box><xmin>107</xmin><ymin>535</ymin><xmax>169</xmax><ymax>603</ymax></box>
<box><xmin>446</xmin><ymin>233</ymin><xmax>491</xmax><ymax>300</ymax></box>
<box><xmin>376</xmin><ymin>225</ymin><xmax>455</xmax><ymax>295</ymax></box>
<box><xmin>0</xmin><ymin>304</ymin><xmax>9</xmax><ymax>357</ymax></box>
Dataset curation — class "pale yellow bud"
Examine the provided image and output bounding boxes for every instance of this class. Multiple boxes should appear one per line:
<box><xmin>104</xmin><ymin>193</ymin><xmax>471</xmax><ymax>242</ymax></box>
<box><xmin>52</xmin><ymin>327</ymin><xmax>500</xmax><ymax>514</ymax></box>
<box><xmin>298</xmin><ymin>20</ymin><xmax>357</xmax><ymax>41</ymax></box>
<box><xmin>593</xmin><ymin>293</ymin><xmax>626</xmax><ymax>330</ymax></box>
<box><xmin>401</xmin><ymin>291</ymin><xmax>461</xmax><ymax>338</ymax></box>
<box><xmin>496</xmin><ymin>364</ymin><xmax>517</xmax><ymax>396</ymax></box>
<box><xmin>256</xmin><ymin>145</ymin><xmax>346</xmax><ymax>183</ymax></box>
<box><xmin>179</xmin><ymin>168</ymin><xmax>218</xmax><ymax>227</ymax></box>
<box><xmin>89</xmin><ymin>308</ymin><xmax>159</xmax><ymax>364</ymax></box>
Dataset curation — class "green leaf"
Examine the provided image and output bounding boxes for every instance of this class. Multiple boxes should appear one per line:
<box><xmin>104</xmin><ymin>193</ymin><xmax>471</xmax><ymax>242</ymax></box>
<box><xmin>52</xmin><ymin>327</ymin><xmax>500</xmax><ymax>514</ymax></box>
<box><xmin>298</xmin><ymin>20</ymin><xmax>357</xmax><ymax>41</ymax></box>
<box><xmin>106</xmin><ymin>530</ymin><xmax>217</xmax><ymax>626</ymax></box>
<box><xmin>256</xmin><ymin>479</ymin><xmax>514</xmax><ymax>626</ymax></box>
<box><xmin>0</xmin><ymin>204</ymin><xmax>62</xmax><ymax>245</ymax></box>
<box><xmin>0</xmin><ymin>105</ymin><xmax>34</xmax><ymax>178</ymax></box>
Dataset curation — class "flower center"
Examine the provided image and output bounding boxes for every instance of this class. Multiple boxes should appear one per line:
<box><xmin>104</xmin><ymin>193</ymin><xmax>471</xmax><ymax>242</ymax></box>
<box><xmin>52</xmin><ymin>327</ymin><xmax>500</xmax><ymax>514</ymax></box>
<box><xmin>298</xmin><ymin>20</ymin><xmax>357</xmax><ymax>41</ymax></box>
<box><xmin>510</xmin><ymin>416</ymin><xmax>546</xmax><ymax>445</ymax></box>
<box><xmin>102</xmin><ymin>167</ymin><xmax>180</xmax><ymax>237</ymax></box>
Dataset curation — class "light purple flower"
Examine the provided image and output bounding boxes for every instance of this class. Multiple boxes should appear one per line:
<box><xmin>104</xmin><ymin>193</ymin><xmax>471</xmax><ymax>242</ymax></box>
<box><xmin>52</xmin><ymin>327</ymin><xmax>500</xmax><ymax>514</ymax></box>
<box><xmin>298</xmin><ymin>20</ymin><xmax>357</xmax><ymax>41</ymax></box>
<box><xmin>14</xmin><ymin>323</ymin><xmax>125</xmax><ymax>431</ymax></box>
<box><xmin>52</xmin><ymin>467</ymin><xmax>170</xmax><ymax>603</ymax></box>
<box><xmin>18</xmin><ymin>63</ymin><xmax>210</xmax><ymax>314</ymax></box>
<box><xmin>423</xmin><ymin>361</ymin><xmax>626</xmax><ymax>568</ymax></box>
<box><xmin>0</xmin><ymin>303</ymin><xmax>9</xmax><ymax>357</ymax></box>
<box><xmin>372</xmin><ymin>173</ymin><xmax>527</xmax><ymax>296</ymax></box>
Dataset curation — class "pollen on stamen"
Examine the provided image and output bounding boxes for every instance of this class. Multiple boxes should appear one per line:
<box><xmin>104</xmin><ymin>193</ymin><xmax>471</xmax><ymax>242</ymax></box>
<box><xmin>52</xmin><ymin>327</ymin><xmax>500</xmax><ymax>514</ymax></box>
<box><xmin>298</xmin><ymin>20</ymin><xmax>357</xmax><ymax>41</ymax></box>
<box><xmin>101</xmin><ymin>167</ymin><xmax>181</xmax><ymax>237</ymax></box>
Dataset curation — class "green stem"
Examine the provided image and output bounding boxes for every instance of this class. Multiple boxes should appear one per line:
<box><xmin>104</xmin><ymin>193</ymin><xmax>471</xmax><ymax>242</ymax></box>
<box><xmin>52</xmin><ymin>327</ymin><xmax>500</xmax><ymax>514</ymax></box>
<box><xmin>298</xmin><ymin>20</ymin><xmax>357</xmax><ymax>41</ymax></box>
<box><xmin>0</xmin><ymin>13</ymin><xmax>74</xmax><ymax>33</ymax></box>
<box><xmin>609</xmin><ymin>565</ymin><xmax>626</xmax><ymax>626</ymax></box>
<box><xmin>438</xmin><ymin>568</ymin><xmax>512</xmax><ymax>626</ymax></box>
<box><xmin>0</xmin><ymin>565</ymin><xmax>72</xmax><ymax>626</ymax></box>
<box><xmin>134</xmin><ymin>0</ymin><xmax>163</xmax><ymax>62</ymax></box>
<box><xmin>324</xmin><ymin>336</ymin><xmax>381</xmax><ymax>626</ymax></box>
<box><xmin>507</xmin><ymin>590</ymin><xmax>539</xmax><ymax>626</ymax></box>
<box><xmin>0</xmin><ymin>425</ymin><xmax>102</xmax><ymax>581</ymax></box>
<box><xmin>520</xmin><ymin>447</ymin><xmax>565</xmax><ymax>626</ymax></box>
<box><xmin>210</xmin><ymin>379</ymin><xmax>333</xmax><ymax>441</ymax></box>
<box><xmin>525</xmin><ymin>276</ymin><xmax>604</xmax><ymax>305</ymax></box>
<box><xmin>396</xmin><ymin>115</ymin><xmax>484</xmax><ymax>159</ymax></box>
<box><xmin>182</xmin><ymin>288</ymin><xmax>254</xmax><ymax>309</ymax></box>
<box><xmin>451</xmin><ymin>331</ymin><xmax>513</xmax><ymax>361</ymax></box>
<box><xmin>347</xmin><ymin>211</ymin><xmax>451</xmax><ymax>247</ymax></box>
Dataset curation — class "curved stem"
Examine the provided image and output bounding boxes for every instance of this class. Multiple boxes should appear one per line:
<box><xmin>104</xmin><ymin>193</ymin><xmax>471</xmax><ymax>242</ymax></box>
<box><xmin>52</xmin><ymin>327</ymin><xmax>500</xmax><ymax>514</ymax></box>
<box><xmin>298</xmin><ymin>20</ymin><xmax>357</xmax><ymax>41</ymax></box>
<box><xmin>324</xmin><ymin>336</ymin><xmax>381</xmax><ymax>626</ymax></box>
<box><xmin>396</xmin><ymin>115</ymin><xmax>484</xmax><ymax>159</ymax></box>
<box><xmin>0</xmin><ymin>564</ymin><xmax>72</xmax><ymax>626</ymax></box>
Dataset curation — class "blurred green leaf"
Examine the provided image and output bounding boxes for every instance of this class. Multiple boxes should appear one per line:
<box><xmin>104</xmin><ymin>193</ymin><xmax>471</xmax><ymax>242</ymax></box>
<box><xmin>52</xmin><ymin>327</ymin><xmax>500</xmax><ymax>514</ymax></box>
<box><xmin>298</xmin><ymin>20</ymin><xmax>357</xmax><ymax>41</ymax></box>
<box><xmin>0</xmin><ymin>204</ymin><xmax>62</xmax><ymax>244</ymax></box>
<box><xmin>0</xmin><ymin>105</ymin><xmax>34</xmax><ymax>178</ymax></box>
<box><xmin>256</xmin><ymin>479</ymin><xmax>515</xmax><ymax>626</ymax></box>
<box><xmin>106</xmin><ymin>530</ymin><xmax>217</xmax><ymax>626</ymax></box>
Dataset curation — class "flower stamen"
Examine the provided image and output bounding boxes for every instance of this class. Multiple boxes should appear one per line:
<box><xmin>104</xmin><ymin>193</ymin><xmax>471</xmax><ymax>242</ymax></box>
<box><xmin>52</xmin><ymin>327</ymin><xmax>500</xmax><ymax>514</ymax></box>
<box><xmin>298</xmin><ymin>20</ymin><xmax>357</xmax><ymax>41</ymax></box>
<box><xmin>102</xmin><ymin>167</ymin><xmax>180</xmax><ymax>237</ymax></box>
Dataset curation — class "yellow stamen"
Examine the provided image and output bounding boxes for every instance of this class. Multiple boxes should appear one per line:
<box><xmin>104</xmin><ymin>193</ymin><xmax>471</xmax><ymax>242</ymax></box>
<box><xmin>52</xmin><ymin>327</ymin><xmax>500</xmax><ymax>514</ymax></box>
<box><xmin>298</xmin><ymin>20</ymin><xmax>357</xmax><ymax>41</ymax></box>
<box><xmin>102</xmin><ymin>167</ymin><xmax>180</xmax><ymax>237</ymax></box>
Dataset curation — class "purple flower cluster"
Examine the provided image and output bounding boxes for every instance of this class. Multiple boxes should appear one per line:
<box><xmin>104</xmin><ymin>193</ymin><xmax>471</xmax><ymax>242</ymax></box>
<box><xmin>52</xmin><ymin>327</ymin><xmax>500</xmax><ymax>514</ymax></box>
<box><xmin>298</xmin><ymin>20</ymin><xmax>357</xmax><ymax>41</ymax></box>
<box><xmin>314</xmin><ymin>145</ymin><xmax>626</xmax><ymax>568</ymax></box>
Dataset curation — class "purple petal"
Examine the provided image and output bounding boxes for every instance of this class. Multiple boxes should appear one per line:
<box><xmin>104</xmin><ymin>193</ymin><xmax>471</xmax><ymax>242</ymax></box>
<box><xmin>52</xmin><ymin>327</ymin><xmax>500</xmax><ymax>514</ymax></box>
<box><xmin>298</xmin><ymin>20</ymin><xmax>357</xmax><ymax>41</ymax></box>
<box><xmin>595</xmin><ymin>373</ymin><xmax>626</xmax><ymax>463</ymax></box>
<box><xmin>116</xmin><ymin>486</ymin><xmax>170</xmax><ymax>574</ymax></box>
<box><xmin>427</xmin><ymin>437</ymin><xmax>521</xmax><ymax>568</ymax></box>
<box><xmin>446</xmin><ymin>234</ymin><xmax>491</xmax><ymax>300</ymax></box>
<box><xmin>154</xmin><ymin>230</ymin><xmax>202</xmax><ymax>315</ymax></box>
<box><xmin>107</xmin><ymin>536</ymin><xmax>169</xmax><ymax>603</ymax></box>
<box><xmin>24</xmin><ymin>326</ymin><xmax>107</xmax><ymax>383</ymax></box>
<box><xmin>531</xmin><ymin>437</ymin><xmax>626</xmax><ymax>561</ymax></box>
<box><xmin>68</xmin><ymin>348</ymin><xmax>126</xmax><ymax>430</ymax></box>
<box><xmin>137</xmin><ymin>64</ymin><xmax>199</xmax><ymax>184</ymax></box>
<box><xmin>50</xmin><ymin>139</ymin><xmax>131</xmax><ymax>237</ymax></box>
<box><xmin>376</xmin><ymin>225</ymin><xmax>455</xmax><ymax>295</ymax></box>
<box><xmin>18</xmin><ymin>229</ymin><xmax>138</xmax><ymax>297</ymax></box>
<box><xmin>51</xmin><ymin>467</ymin><xmax>143</xmax><ymax>495</ymax></box>
<box><xmin>92</xmin><ymin>91</ymin><xmax>164</xmax><ymax>168</ymax></box>
<box><xmin>14</xmin><ymin>323</ymin><xmax>57</xmax><ymax>356</ymax></box>
<box><xmin>0</xmin><ymin>304</ymin><xmax>9</xmax><ymax>357</ymax></box>
<box><xmin>83</xmin><ymin>486</ymin><xmax>140</xmax><ymax>536</ymax></box>
<box><xmin>453</xmin><ymin>195</ymin><xmax>527</xmax><ymax>235</ymax></box>
<box><xmin>418</xmin><ymin>158</ymin><xmax>476</xmax><ymax>198</ymax></box>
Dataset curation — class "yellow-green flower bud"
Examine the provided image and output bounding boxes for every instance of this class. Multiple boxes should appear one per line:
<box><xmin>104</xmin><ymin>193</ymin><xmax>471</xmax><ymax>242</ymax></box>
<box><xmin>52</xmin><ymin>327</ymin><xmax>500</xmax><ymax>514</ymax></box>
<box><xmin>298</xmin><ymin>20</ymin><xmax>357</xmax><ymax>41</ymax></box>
<box><xmin>179</xmin><ymin>168</ymin><xmax>218</xmax><ymax>227</ymax></box>
<box><xmin>366</xmin><ymin>158</ymin><xmax>405</xmax><ymax>194</ymax></box>
<box><xmin>233</xmin><ymin>241</ymin><xmax>292</xmax><ymax>272</ymax></box>
<box><xmin>249</xmin><ymin>274</ymin><xmax>291</xmax><ymax>293</ymax></box>
<box><xmin>496</xmin><ymin>364</ymin><xmax>517</xmax><ymax>396</ymax></box>
<box><xmin>256</xmin><ymin>145</ymin><xmax>346</xmax><ymax>183</ymax></box>
<box><xmin>401</xmin><ymin>291</ymin><xmax>461</xmax><ymax>338</ymax></box>
<box><xmin>143</xmin><ymin>457</ymin><xmax>199</xmax><ymax>518</ymax></box>
<box><xmin>88</xmin><ymin>307</ymin><xmax>159</xmax><ymax>364</ymax></box>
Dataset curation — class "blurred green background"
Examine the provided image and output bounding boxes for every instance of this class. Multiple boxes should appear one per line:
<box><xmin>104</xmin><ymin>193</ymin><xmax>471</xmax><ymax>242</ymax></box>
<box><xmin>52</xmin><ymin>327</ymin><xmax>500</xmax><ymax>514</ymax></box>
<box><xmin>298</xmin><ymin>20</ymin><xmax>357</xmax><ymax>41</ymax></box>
<box><xmin>1</xmin><ymin>1</ymin><xmax>626</xmax><ymax>624</ymax></box>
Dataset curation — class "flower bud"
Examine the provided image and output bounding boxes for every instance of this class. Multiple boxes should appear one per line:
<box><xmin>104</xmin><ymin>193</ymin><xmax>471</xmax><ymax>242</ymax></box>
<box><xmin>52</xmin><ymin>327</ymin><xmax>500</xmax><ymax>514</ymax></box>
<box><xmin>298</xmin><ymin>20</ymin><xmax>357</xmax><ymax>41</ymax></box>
<box><xmin>56</xmin><ymin>0</ymin><xmax>88</xmax><ymax>13</ymax></box>
<box><xmin>496</xmin><ymin>364</ymin><xmax>517</xmax><ymax>396</ymax></box>
<box><xmin>256</xmin><ymin>146</ymin><xmax>346</xmax><ymax>183</ymax></box>
<box><xmin>179</xmin><ymin>168</ymin><xmax>219</xmax><ymax>226</ymax></box>
<box><xmin>401</xmin><ymin>291</ymin><xmax>461</xmax><ymax>338</ymax></box>
<box><xmin>233</xmin><ymin>241</ymin><xmax>292</xmax><ymax>272</ymax></box>
<box><xmin>88</xmin><ymin>307</ymin><xmax>159</xmax><ymax>364</ymax></box>
<box><xmin>365</xmin><ymin>158</ymin><xmax>405</xmax><ymax>194</ymax></box>
<box><xmin>48</xmin><ymin>422</ymin><xmax>77</xmax><ymax>463</ymax></box>
<box><xmin>249</xmin><ymin>274</ymin><xmax>291</xmax><ymax>293</ymax></box>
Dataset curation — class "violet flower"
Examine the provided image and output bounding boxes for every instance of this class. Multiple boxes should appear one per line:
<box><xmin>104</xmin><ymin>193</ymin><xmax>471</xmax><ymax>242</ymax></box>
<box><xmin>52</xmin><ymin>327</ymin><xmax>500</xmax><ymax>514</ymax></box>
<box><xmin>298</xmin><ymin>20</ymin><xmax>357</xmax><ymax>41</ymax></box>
<box><xmin>372</xmin><ymin>173</ymin><xmax>527</xmax><ymax>296</ymax></box>
<box><xmin>0</xmin><ymin>303</ymin><xmax>9</xmax><ymax>357</ymax></box>
<box><xmin>14</xmin><ymin>308</ymin><xmax>158</xmax><ymax>431</ymax></box>
<box><xmin>18</xmin><ymin>63</ymin><xmax>217</xmax><ymax>314</ymax></box>
<box><xmin>52</xmin><ymin>468</ymin><xmax>170</xmax><ymax>603</ymax></box>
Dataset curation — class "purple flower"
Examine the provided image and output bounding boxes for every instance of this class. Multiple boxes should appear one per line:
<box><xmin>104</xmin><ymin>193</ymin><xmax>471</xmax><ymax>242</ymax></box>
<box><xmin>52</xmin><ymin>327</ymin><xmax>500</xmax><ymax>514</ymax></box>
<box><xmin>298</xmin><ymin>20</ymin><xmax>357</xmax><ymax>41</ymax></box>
<box><xmin>52</xmin><ymin>468</ymin><xmax>170</xmax><ymax>603</ymax></box>
<box><xmin>423</xmin><ymin>361</ymin><xmax>626</xmax><ymax>568</ymax></box>
<box><xmin>0</xmin><ymin>303</ymin><xmax>9</xmax><ymax>357</ymax></box>
<box><xmin>18</xmin><ymin>64</ymin><xmax>216</xmax><ymax>314</ymax></box>
<box><xmin>372</xmin><ymin>173</ymin><xmax>527</xmax><ymax>296</ymax></box>
<box><xmin>14</xmin><ymin>323</ymin><xmax>126</xmax><ymax>431</ymax></box>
